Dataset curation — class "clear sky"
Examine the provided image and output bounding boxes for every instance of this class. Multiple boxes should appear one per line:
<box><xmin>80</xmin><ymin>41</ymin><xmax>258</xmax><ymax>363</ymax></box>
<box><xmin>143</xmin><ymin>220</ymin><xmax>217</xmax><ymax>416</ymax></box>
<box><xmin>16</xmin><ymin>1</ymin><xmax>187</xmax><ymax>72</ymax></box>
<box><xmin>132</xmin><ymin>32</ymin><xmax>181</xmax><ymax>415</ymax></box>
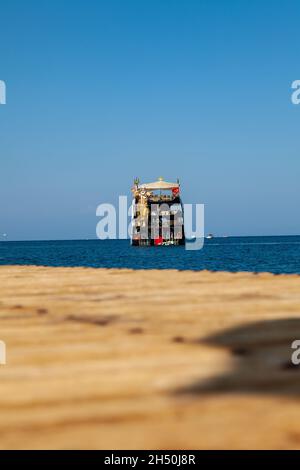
<box><xmin>0</xmin><ymin>0</ymin><xmax>299</xmax><ymax>240</ymax></box>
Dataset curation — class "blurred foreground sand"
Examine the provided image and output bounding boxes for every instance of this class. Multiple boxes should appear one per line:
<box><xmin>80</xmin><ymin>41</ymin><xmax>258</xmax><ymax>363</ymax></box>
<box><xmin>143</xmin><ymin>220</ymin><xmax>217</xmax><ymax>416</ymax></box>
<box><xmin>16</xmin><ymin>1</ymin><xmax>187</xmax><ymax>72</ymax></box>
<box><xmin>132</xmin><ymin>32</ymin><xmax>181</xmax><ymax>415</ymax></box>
<box><xmin>1</xmin><ymin>266</ymin><xmax>300</xmax><ymax>449</ymax></box>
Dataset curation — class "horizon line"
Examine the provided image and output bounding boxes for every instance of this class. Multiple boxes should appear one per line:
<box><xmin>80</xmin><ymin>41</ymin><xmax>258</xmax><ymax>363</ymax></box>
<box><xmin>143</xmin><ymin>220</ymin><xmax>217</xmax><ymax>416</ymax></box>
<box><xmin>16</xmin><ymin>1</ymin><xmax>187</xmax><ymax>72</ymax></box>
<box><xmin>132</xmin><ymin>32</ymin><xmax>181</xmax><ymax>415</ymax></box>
<box><xmin>1</xmin><ymin>234</ymin><xmax>300</xmax><ymax>243</ymax></box>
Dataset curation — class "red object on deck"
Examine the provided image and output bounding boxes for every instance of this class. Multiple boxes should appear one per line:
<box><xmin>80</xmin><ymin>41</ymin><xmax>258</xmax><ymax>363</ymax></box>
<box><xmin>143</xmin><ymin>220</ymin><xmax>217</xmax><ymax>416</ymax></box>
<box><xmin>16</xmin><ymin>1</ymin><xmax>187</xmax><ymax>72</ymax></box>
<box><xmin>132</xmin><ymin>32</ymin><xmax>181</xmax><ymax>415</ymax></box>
<box><xmin>154</xmin><ymin>236</ymin><xmax>163</xmax><ymax>246</ymax></box>
<box><xmin>172</xmin><ymin>187</ymin><xmax>180</xmax><ymax>196</ymax></box>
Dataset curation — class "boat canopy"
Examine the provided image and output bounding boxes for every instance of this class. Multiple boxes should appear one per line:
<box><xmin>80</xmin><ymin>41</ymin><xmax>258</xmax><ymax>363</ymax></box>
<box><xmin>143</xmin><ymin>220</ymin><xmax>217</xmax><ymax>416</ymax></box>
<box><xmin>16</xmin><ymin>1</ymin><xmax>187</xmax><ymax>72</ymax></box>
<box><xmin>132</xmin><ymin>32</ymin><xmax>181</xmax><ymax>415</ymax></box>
<box><xmin>138</xmin><ymin>179</ymin><xmax>179</xmax><ymax>191</ymax></box>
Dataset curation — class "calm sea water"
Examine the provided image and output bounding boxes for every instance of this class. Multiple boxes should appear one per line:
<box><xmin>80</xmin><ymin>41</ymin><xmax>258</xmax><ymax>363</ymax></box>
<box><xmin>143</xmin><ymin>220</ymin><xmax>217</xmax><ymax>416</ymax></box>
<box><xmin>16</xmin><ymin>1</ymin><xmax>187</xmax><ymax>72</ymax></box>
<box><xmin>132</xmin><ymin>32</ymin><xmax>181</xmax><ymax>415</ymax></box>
<box><xmin>0</xmin><ymin>236</ymin><xmax>300</xmax><ymax>274</ymax></box>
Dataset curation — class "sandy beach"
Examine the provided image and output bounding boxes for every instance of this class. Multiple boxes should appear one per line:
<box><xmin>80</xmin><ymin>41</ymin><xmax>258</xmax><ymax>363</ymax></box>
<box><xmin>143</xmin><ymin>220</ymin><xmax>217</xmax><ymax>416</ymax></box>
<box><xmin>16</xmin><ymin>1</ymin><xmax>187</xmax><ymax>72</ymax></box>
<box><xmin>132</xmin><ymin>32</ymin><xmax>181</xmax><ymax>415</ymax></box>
<box><xmin>1</xmin><ymin>265</ymin><xmax>300</xmax><ymax>449</ymax></box>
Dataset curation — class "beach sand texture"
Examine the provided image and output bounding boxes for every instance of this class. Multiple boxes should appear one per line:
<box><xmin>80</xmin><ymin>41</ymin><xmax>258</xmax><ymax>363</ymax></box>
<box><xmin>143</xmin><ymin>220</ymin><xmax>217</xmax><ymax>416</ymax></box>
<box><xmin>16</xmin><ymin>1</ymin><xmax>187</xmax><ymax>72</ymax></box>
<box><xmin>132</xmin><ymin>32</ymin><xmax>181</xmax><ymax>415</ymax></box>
<box><xmin>1</xmin><ymin>265</ymin><xmax>300</xmax><ymax>449</ymax></box>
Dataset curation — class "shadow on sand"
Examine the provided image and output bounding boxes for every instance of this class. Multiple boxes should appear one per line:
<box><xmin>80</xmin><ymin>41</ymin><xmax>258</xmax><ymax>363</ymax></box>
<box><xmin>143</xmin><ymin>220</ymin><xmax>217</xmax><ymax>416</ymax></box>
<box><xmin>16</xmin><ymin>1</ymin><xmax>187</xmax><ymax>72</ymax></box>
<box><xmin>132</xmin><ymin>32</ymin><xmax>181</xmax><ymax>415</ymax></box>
<box><xmin>176</xmin><ymin>318</ymin><xmax>300</xmax><ymax>396</ymax></box>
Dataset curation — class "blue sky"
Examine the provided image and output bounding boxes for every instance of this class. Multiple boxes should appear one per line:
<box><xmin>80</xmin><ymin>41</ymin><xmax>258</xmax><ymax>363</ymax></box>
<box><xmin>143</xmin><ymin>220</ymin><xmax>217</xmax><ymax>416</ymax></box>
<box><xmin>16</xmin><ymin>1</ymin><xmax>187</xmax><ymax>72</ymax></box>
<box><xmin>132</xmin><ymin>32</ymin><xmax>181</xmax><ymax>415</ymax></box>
<box><xmin>0</xmin><ymin>0</ymin><xmax>299</xmax><ymax>240</ymax></box>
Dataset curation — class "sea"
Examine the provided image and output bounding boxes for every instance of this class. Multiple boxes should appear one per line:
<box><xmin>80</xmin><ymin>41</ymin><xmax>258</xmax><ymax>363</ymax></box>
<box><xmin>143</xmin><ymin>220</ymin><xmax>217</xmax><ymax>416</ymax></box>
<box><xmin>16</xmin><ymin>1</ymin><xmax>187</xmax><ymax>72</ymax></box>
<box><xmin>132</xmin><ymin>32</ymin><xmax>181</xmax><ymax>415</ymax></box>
<box><xmin>0</xmin><ymin>236</ymin><xmax>300</xmax><ymax>274</ymax></box>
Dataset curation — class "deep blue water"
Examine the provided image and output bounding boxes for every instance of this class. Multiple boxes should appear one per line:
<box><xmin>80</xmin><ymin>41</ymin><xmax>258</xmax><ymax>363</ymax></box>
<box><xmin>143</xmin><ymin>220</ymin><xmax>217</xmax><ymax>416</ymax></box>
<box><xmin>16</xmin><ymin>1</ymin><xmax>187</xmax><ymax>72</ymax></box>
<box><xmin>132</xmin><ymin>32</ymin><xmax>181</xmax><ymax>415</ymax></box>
<box><xmin>1</xmin><ymin>236</ymin><xmax>300</xmax><ymax>274</ymax></box>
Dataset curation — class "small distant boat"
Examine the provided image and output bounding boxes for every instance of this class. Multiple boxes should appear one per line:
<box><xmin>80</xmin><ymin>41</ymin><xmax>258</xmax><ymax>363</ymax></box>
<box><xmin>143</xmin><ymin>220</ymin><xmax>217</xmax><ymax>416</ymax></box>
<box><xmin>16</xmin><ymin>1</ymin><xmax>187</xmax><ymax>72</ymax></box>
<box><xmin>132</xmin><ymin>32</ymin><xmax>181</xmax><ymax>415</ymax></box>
<box><xmin>206</xmin><ymin>233</ymin><xmax>214</xmax><ymax>239</ymax></box>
